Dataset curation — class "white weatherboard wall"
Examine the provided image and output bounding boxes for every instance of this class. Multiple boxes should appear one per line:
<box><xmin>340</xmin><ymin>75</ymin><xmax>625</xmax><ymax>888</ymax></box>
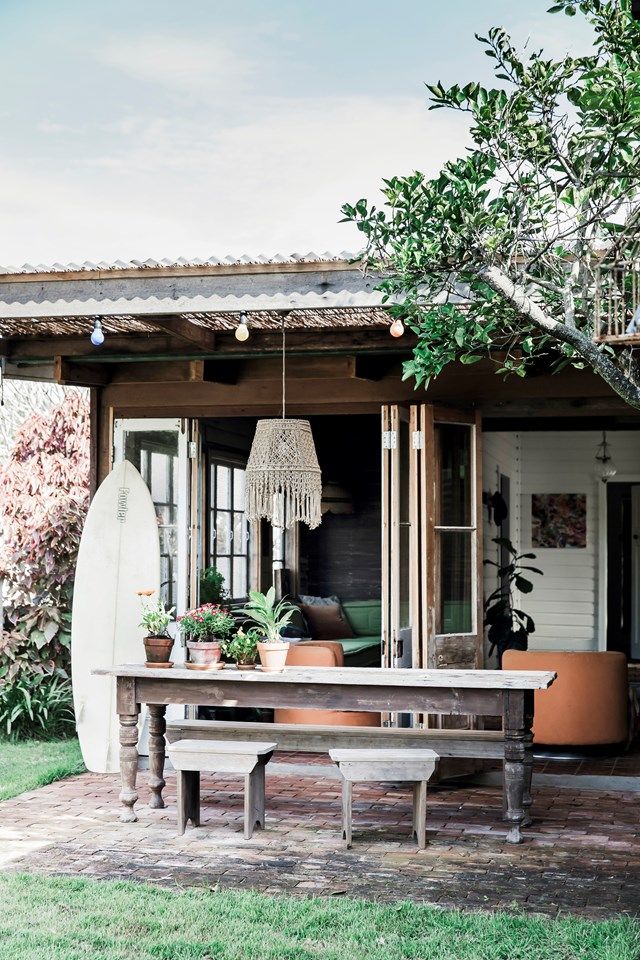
<box><xmin>482</xmin><ymin>432</ymin><xmax>521</xmax><ymax>664</ymax></box>
<box><xmin>519</xmin><ymin>431</ymin><xmax>640</xmax><ymax>652</ymax></box>
<box><xmin>483</xmin><ymin>429</ymin><xmax>640</xmax><ymax>653</ymax></box>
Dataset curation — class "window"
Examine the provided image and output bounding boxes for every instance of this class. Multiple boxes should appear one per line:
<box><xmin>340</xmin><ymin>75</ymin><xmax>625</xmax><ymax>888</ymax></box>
<box><xmin>208</xmin><ymin>458</ymin><xmax>250</xmax><ymax>600</ymax></box>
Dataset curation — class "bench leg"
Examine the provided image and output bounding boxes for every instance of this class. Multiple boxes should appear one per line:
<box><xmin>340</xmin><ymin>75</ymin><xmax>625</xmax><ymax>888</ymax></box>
<box><xmin>244</xmin><ymin>760</ymin><xmax>267</xmax><ymax>839</ymax></box>
<box><xmin>177</xmin><ymin>770</ymin><xmax>200</xmax><ymax>835</ymax></box>
<box><xmin>412</xmin><ymin>781</ymin><xmax>428</xmax><ymax>849</ymax></box>
<box><xmin>341</xmin><ymin>779</ymin><xmax>353</xmax><ymax>849</ymax></box>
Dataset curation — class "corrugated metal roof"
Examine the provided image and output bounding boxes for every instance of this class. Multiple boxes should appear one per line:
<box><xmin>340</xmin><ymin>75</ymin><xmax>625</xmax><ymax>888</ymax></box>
<box><xmin>0</xmin><ymin>251</ymin><xmax>356</xmax><ymax>277</ymax></box>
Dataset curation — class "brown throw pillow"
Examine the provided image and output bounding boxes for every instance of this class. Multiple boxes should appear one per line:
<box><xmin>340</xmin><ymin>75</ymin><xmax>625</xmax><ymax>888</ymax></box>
<box><xmin>300</xmin><ymin>603</ymin><xmax>354</xmax><ymax>641</ymax></box>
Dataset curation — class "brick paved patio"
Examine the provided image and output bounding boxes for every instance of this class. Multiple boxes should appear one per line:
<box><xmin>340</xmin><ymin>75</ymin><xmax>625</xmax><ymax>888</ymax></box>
<box><xmin>1</xmin><ymin>753</ymin><xmax>639</xmax><ymax>919</ymax></box>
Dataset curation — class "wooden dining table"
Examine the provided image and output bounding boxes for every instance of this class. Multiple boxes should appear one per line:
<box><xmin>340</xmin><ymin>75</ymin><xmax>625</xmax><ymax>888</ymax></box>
<box><xmin>95</xmin><ymin>664</ymin><xmax>556</xmax><ymax>844</ymax></box>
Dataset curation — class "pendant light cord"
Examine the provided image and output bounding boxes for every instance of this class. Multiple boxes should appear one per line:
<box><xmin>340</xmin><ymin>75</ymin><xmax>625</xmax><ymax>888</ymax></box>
<box><xmin>281</xmin><ymin>313</ymin><xmax>286</xmax><ymax>419</ymax></box>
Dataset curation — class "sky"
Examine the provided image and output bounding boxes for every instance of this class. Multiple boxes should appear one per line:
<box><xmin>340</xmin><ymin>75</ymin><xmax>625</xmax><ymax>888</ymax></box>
<box><xmin>0</xmin><ymin>0</ymin><xmax>595</xmax><ymax>266</ymax></box>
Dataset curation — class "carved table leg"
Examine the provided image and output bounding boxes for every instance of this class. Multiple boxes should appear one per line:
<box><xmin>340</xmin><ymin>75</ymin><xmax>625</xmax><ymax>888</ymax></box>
<box><xmin>119</xmin><ymin>712</ymin><xmax>140</xmax><ymax>822</ymax></box>
<box><xmin>148</xmin><ymin>703</ymin><xmax>167</xmax><ymax>809</ymax></box>
<box><xmin>502</xmin><ymin>690</ymin><xmax>534</xmax><ymax>844</ymax></box>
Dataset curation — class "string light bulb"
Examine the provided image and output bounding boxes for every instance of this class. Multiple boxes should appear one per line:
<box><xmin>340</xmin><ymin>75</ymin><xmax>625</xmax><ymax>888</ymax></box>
<box><xmin>389</xmin><ymin>317</ymin><xmax>404</xmax><ymax>338</ymax></box>
<box><xmin>90</xmin><ymin>318</ymin><xmax>105</xmax><ymax>347</ymax></box>
<box><xmin>235</xmin><ymin>312</ymin><xmax>250</xmax><ymax>342</ymax></box>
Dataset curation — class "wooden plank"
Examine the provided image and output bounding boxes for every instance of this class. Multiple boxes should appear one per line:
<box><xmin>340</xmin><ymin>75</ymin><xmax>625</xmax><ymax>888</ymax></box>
<box><xmin>409</xmin><ymin>405</ymin><xmax>421</xmax><ymax>670</ymax></box>
<box><xmin>131</xmin><ymin>676</ymin><xmax>507</xmax><ymax>715</ymax></box>
<box><xmin>150</xmin><ymin>315</ymin><xmax>217</xmax><ymax>351</ymax></box>
<box><xmin>54</xmin><ymin>357</ymin><xmax>111</xmax><ymax>387</ymax></box>
<box><xmin>381</xmin><ymin>405</ymin><xmax>391</xmax><ymax>672</ymax></box>
<box><xmin>109</xmin><ymin>361</ymin><xmax>205</xmax><ymax>383</ymax></box>
<box><xmin>6</xmin><ymin>328</ymin><xmax>412</xmax><ymax>361</ymax></box>
<box><xmin>166</xmin><ymin>719</ymin><xmax>506</xmax><ymax>758</ymax></box>
<box><xmin>89</xmin><ymin>387</ymin><xmax>99</xmax><ymax>498</ymax></box>
<box><xmin>97</xmin><ymin>664</ymin><xmax>556</xmax><ymax>690</ymax></box>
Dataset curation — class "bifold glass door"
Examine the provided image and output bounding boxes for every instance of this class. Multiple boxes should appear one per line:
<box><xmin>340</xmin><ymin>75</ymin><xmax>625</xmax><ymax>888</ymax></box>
<box><xmin>381</xmin><ymin>404</ymin><xmax>483</xmax><ymax>676</ymax></box>
<box><xmin>113</xmin><ymin>418</ymin><xmax>194</xmax><ymax>616</ymax></box>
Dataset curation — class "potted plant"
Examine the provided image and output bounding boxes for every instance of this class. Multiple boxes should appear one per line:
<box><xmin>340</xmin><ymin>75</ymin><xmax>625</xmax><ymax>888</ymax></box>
<box><xmin>484</xmin><ymin>537</ymin><xmax>543</xmax><ymax>667</ymax></box>
<box><xmin>238</xmin><ymin>587</ymin><xmax>298</xmax><ymax>672</ymax></box>
<box><xmin>223</xmin><ymin>627</ymin><xmax>260</xmax><ymax>670</ymax></box>
<box><xmin>199</xmin><ymin>566</ymin><xmax>228</xmax><ymax>604</ymax></box>
<box><xmin>138</xmin><ymin>591</ymin><xmax>175</xmax><ymax>667</ymax></box>
<box><xmin>177</xmin><ymin>603</ymin><xmax>236</xmax><ymax>670</ymax></box>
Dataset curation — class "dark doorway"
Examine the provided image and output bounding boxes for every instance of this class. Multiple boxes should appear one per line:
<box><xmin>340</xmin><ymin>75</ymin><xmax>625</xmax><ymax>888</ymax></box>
<box><xmin>607</xmin><ymin>481</ymin><xmax>640</xmax><ymax>660</ymax></box>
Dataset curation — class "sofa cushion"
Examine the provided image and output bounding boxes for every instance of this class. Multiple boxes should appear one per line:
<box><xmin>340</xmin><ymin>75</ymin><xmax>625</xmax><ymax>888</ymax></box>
<box><xmin>301</xmin><ymin>603</ymin><xmax>355</xmax><ymax>641</ymax></box>
<box><xmin>336</xmin><ymin>635</ymin><xmax>381</xmax><ymax>657</ymax></box>
<box><xmin>342</xmin><ymin>599</ymin><xmax>381</xmax><ymax>637</ymax></box>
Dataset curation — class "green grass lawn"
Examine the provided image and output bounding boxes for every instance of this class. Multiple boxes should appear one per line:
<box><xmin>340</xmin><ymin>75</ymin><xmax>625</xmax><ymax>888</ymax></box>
<box><xmin>0</xmin><ymin>874</ymin><xmax>637</xmax><ymax>960</ymax></box>
<box><xmin>0</xmin><ymin>738</ymin><xmax>84</xmax><ymax>802</ymax></box>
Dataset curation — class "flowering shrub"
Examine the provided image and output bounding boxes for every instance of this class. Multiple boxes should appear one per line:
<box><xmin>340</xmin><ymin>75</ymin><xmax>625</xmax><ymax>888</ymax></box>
<box><xmin>0</xmin><ymin>391</ymin><xmax>89</xmax><ymax>685</ymax></box>
<box><xmin>177</xmin><ymin>604</ymin><xmax>235</xmax><ymax>642</ymax></box>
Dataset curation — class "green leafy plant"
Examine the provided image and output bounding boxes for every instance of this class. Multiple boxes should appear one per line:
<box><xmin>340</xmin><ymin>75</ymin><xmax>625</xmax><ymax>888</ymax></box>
<box><xmin>343</xmin><ymin>1</ymin><xmax>640</xmax><ymax>411</ymax></box>
<box><xmin>237</xmin><ymin>588</ymin><xmax>297</xmax><ymax>644</ymax></box>
<box><xmin>484</xmin><ymin>537</ymin><xmax>543</xmax><ymax>665</ymax></box>
<box><xmin>177</xmin><ymin>604</ymin><xmax>236</xmax><ymax>642</ymax></box>
<box><xmin>0</xmin><ymin>673</ymin><xmax>75</xmax><ymax>741</ymax></box>
<box><xmin>223</xmin><ymin>628</ymin><xmax>260</xmax><ymax>665</ymax></box>
<box><xmin>138</xmin><ymin>593</ymin><xmax>174</xmax><ymax>637</ymax></box>
<box><xmin>0</xmin><ymin>392</ymin><xmax>89</xmax><ymax>693</ymax></box>
<box><xmin>199</xmin><ymin>567</ymin><xmax>228</xmax><ymax>604</ymax></box>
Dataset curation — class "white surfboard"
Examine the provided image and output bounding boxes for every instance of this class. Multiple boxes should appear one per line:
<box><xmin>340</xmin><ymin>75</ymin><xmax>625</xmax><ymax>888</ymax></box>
<box><xmin>72</xmin><ymin>460</ymin><xmax>160</xmax><ymax>773</ymax></box>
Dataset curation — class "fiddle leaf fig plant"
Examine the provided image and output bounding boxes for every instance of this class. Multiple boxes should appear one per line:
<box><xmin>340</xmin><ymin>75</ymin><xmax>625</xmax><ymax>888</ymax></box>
<box><xmin>484</xmin><ymin>537</ymin><xmax>543</xmax><ymax>665</ymax></box>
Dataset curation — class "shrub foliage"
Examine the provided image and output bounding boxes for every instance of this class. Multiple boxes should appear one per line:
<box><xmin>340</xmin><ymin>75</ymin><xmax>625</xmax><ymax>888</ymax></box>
<box><xmin>0</xmin><ymin>391</ymin><xmax>89</xmax><ymax>736</ymax></box>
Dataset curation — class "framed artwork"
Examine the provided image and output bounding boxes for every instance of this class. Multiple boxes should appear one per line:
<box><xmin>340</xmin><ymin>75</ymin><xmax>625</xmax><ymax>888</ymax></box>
<box><xmin>531</xmin><ymin>493</ymin><xmax>587</xmax><ymax>548</ymax></box>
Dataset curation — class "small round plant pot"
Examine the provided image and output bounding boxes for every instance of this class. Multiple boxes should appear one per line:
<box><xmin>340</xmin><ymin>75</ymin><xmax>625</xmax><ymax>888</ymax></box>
<box><xmin>186</xmin><ymin>639</ymin><xmax>223</xmax><ymax>670</ymax></box>
<box><xmin>257</xmin><ymin>640</ymin><xmax>290</xmax><ymax>673</ymax></box>
<box><xmin>235</xmin><ymin>660</ymin><xmax>257</xmax><ymax>671</ymax></box>
<box><xmin>143</xmin><ymin>636</ymin><xmax>174</xmax><ymax>668</ymax></box>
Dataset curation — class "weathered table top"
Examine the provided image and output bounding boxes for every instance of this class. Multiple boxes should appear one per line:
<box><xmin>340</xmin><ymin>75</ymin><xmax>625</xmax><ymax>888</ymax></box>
<box><xmin>96</xmin><ymin>664</ymin><xmax>556</xmax><ymax>691</ymax></box>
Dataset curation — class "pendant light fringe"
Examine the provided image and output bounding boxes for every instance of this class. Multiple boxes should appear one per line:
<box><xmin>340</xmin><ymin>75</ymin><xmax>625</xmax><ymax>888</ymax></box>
<box><xmin>246</xmin><ymin>419</ymin><xmax>322</xmax><ymax>529</ymax></box>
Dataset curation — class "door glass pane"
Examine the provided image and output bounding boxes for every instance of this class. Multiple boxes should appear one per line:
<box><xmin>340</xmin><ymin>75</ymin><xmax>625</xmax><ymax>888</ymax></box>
<box><xmin>234</xmin><ymin>468</ymin><xmax>245</xmax><ymax>504</ymax></box>
<box><xmin>436</xmin><ymin>424</ymin><xmax>472</xmax><ymax>526</ymax></box>
<box><xmin>123</xmin><ymin>429</ymin><xmax>179</xmax><ymax>610</ymax></box>
<box><xmin>216</xmin><ymin>512</ymin><xmax>232</xmax><ymax>554</ymax></box>
<box><xmin>437</xmin><ymin>530</ymin><xmax>473</xmax><ymax>634</ymax></box>
<box><xmin>216</xmin><ymin>466</ymin><xmax>231</xmax><ymax>509</ymax></box>
<box><xmin>217</xmin><ymin>556</ymin><xmax>230</xmax><ymax>592</ymax></box>
<box><xmin>233</xmin><ymin>557</ymin><xmax>247</xmax><ymax>598</ymax></box>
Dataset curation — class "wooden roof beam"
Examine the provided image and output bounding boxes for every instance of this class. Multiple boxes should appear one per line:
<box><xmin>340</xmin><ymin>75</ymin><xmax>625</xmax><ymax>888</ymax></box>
<box><xmin>149</xmin><ymin>315</ymin><xmax>217</xmax><ymax>351</ymax></box>
<box><xmin>54</xmin><ymin>357</ymin><xmax>111</xmax><ymax>387</ymax></box>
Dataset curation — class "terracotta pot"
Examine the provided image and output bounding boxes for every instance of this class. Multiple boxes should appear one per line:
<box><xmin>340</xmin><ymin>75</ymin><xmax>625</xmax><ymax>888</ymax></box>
<box><xmin>187</xmin><ymin>639</ymin><xmax>222</xmax><ymax>669</ymax></box>
<box><xmin>143</xmin><ymin>635</ymin><xmax>174</xmax><ymax>666</ymax></box>
<box><xmin>257</xmin><ymin>640</ymin><xmax>290</xmax><ymax>673</ymax></box>
<box><xmin>236</xmin><ymin>660</ymin><xmax>257</xmax><ymax>671</ymax></box>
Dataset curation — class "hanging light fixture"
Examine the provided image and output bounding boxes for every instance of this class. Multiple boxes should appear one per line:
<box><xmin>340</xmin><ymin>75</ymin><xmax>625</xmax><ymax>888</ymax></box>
<box><xmin>595</xmin><ymin>430</ymin><xmax>617</xmax><ymax>483</ymax></box>
<box><xmin>90</xmin><ymin>318</ymin><xmax>105</xmax><ymax>346</ymax></box>
<box><xmin>235</xmin><ymin>312</ymin><xmax>250</xmax><ymax>342</ymax></box>
<box><xmin>245</xmin><ymin>315</ymin><xmax>322</xmax><ymax>529</ymax></box>
<box><xmin>389</xmin><ymin>317</ymin><xmax>404</xmax><ymax>338</ymax></box>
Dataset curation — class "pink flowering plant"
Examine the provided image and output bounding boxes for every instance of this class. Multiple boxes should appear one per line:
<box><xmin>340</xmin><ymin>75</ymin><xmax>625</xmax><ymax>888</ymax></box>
<box><xmin>177</xmin><ymin>603</ymin><xmax>235</xmax><ymax>643</ymax></box>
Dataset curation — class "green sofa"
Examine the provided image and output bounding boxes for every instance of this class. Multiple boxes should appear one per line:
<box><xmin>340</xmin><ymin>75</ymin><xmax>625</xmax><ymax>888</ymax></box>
<box><xmin>336</xmin><ymin>599</ymin><xmax>381</xmax><ymax>667</ymax></box>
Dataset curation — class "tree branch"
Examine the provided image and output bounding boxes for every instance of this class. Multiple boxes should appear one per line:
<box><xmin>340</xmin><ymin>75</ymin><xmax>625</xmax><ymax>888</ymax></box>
<box><xmin>478</xmin><ymin>263</ymin><xmax>640</xmax><ymax>408</ymax></box>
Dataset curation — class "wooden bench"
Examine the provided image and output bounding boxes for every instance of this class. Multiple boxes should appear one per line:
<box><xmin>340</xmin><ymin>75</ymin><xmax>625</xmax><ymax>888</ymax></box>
<box><xmin>167</xmin><ymin>738</ymin><xmax>276</xmax><ymax>839</ymax></box>
<box><xmin>166</xmin><ymin>719</ymin><xmax>504</xmax><ymax>760</ymax></box>
<box><xmin>330</xmin><ymin>748</ymin><xmax>439</xmax><ymax>849</ymax></box>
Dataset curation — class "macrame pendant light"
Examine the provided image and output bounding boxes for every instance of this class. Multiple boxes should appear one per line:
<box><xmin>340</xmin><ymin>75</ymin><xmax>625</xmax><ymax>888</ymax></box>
<box><xmin>245</xmin><ymin>316</ymin><xmax>322</xmax><ymax>530</ymax></box>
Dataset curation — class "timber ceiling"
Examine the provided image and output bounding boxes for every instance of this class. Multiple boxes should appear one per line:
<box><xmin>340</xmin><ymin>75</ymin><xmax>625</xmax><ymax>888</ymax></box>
<box><xmin>0</xmin><ymin>307</ymin><xmax>390</xmax><ymax>340</ymax></box>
